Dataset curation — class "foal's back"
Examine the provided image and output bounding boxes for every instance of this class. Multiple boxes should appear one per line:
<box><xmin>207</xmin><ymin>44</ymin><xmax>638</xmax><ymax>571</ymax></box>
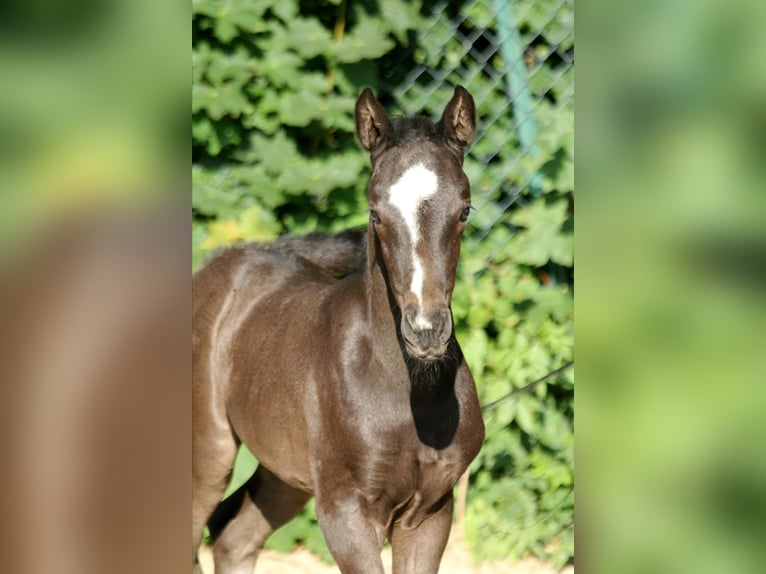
<box><xmin>193</xmin><ymin>230</ymin><xmax>364</xmax><ymax>342</ymax></box>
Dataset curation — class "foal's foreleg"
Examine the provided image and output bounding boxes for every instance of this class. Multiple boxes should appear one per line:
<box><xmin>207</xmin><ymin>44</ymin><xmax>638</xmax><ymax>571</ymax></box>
<box><xmin>212</xmin><ymin>465</ymin><xmax>310</xmax><ymax>574</ymax></box>
<box><xmin>390</xmin><ymin>493</ymin><xmax>454</xmax><ymax>574</ymax></box>
<box><xmin>192</xmin><ymin>373</ymin><xmax>239</xmax><ymax>571</ymax></box>
<box><xmin>315</xmin><ymin>492</ymin><xmax>387</xmax><ymax>574</ymax></box>
<box><xmin>191</xmin><ymin>435</ymin><xmax>237</xmax><ymax>573</ymax></box>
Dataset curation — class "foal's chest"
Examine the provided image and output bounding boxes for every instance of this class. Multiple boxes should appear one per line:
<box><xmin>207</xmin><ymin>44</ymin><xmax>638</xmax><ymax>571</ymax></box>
<box><xmin>386</xmin><ymin>444</ymin><xmax>467</xmax><ymax>529</ymax></box>
<box><xmin>414</xmin><ymin>444</ymin><xmax>465</xmax><ymax>490</ymax></box>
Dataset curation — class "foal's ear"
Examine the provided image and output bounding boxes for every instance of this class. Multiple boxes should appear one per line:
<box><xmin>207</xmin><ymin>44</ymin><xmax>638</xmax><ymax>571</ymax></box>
<box><xmin>440</xmin><ymin>86</ymin><xmax>476</xmax><ymax>152</ymax></box>
<box><xmin>355</xmin><ymin>88</ymin><xmax>391</xmax><ymax>153</ymax></box>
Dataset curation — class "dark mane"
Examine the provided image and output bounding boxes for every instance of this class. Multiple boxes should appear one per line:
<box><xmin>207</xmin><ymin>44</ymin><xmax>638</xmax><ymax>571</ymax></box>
<box><xmin>200</xmin><ymin>230</ymin><xmax>366</xmax><ymax>278</ymax></box>
<box><xmin>269</xmin><ymin>230</ymin><xmax>366</xmax><ymax>277</ymax></box>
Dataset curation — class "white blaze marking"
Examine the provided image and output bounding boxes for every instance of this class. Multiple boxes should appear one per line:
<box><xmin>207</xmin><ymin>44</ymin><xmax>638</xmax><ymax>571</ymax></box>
<box><xmin>387</xmin><ymin>163</ymin><xmax>438</xmax><ymax>309</ymax></box>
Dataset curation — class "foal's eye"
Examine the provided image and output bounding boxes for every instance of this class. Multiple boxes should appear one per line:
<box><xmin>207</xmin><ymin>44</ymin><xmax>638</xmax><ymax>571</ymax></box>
<box><xmin>459</xmin><ymin>206</ymin><xmax>472</xmax><ymax>223</ymax></box>
<box><xmin>369</xmin><ymin>210</ymin><xmax>382</xmax><ymax>225</ymax></box>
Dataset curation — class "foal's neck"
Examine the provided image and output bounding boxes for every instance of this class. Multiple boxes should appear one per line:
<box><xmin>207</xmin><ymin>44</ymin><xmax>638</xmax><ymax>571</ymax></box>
<box><xmin>364</xmin><ymin>229</ymin><xmax>401</xmax><ymax>343</ymax></box>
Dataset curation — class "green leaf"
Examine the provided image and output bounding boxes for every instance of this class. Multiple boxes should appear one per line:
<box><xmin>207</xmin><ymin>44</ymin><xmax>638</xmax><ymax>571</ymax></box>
<box><xmin>278</xmin><ymin>91</ymin><xmax>324</xmax><ymax>127</ymax></box>
<box><xmin>462</xmin><ymin>328</ymin><xmax>489</xmax><ymax>377</ymax></box>
<box><xmin>248</xmin><ymin>131</ymin><xmax>300</xmax><ymax>173</ymax></box>
<box><xmin>259</xmin><ymin>51</ymin><xmax>303</xmax><ymax>87</ymax></box>
<box><xmin>196</xmin><ymin>0</ymin><xmax>271</xmax><ymax>38</ymax></box>
<box><xmin>516</xmin><ymin>394</ymin><xmax>539</xmax><ymax>435</ymax></box>
<box><xmin>286</xmin><ymin>18</ymin><xmax>335</xmax><ymax>59</ymax></box>
<box><xmin>379</xmin><ymin>0</ymin><xmax>426</xmax><ymax>43</ymax></box>
<box><xmin>237</xmin><ymin>203</ymin><xmax>281</xmax><ymax>242</ymax></box>
<box><xmin>192</xmin><ymin>81</ymin><xmax>252</xmax><ymax>120</ymax></box>
<box><xmin>192</xmin><ymin>165</ymin><xmax>241</xmax><ymax>216</ymax></box>
<box><xmin>508</xmin><ymin>198</ymin><xmax>572</xmax><ymax>266</ymax></box>
<box><xmin>332</xmin><ymin>19</ymin><xmax>395</xmax><ymax>63</ymax></box>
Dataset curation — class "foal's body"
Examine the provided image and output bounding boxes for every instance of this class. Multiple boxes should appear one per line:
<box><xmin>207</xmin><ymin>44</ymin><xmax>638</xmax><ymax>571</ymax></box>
<box><xmin>193</xmin><ymin>87</ymin><xmax>485</xmax><ymax>574</ymax></box>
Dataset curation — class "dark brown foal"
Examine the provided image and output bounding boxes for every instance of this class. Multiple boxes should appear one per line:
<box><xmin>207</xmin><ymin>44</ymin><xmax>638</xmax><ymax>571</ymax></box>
<box><xmin>193</xmin><ymin>86</ymin><xmax>485</xmax><ymax>574</ymax></box>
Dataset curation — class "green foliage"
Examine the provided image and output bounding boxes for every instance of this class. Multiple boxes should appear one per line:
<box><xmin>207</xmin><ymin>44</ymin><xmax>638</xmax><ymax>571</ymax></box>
<box><xmin>193</xmin><ymin>0</ymin><xmax>573</xmax><ymax>567</ymax></box>
<box><xmin>222</xmin><ymin>444</ymin><xmax>258</xmax><ymax>500</ymax></box>
<box><xmin>192</xmin><ymin>0</ymin><xmax>426</xmax><ymax>257</ymax></box>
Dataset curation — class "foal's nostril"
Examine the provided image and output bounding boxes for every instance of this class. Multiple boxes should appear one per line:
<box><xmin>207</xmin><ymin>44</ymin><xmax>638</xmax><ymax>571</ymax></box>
<box><xmin>436</xmin><ymin>307</ymin><xmax>453</xmax><ymax>341</ymax></box>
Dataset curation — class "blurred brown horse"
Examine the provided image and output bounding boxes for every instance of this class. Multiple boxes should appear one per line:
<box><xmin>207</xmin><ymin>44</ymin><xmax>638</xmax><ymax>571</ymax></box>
<box><xmin>193</xmin><ymin>86</ymin><xmax>485</xmax><ymax>574</ymax></box>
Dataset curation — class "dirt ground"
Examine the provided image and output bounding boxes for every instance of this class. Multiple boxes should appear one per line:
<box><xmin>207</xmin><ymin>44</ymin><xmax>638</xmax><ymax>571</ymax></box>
<box><xmin>197</xmin><ymin>532</ymin><xmax>574</xmax><ymax>574</ymax></box>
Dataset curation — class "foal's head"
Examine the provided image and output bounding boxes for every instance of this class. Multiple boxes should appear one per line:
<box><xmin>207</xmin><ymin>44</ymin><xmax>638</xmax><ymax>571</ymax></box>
<box><xmin>355</xmin><ymin>86</ymin><xmax>476</xmax><ymax>361</ymax></box>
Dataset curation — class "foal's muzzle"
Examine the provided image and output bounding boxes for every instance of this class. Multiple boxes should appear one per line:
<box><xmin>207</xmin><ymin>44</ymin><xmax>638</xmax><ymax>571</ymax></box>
<box><xmin>401</xmin><ymin>305</ymin><xmax>452</xmax><ymax>360</ymax></box>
